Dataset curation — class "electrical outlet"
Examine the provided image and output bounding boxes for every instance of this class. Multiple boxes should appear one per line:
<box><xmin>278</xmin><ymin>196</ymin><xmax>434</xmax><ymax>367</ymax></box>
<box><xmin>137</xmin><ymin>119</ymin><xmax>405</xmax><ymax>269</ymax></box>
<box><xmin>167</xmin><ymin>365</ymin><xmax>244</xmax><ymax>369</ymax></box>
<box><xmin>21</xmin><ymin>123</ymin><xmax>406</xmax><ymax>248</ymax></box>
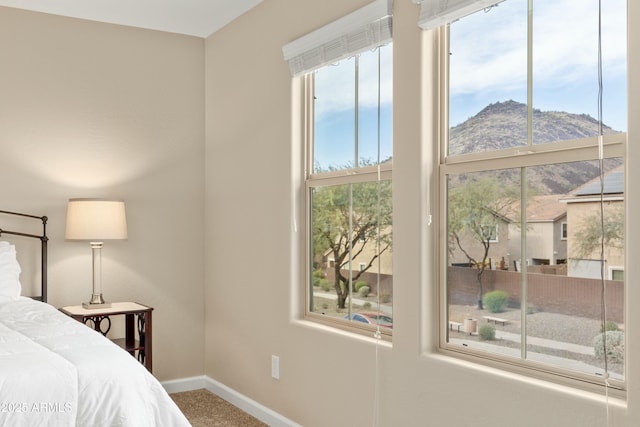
<box><xmin>271</xmin><ymin>355</ymin><xmax>280</xmax><ymax>380</ymax></box>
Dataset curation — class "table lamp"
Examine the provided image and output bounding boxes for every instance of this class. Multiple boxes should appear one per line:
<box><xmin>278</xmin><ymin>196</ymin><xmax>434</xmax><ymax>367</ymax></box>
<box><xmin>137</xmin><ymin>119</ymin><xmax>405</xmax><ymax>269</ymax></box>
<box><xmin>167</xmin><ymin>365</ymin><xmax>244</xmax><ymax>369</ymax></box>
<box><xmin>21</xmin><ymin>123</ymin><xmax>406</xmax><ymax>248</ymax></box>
<box><xmin>65</xmin><ymin>198</ymin><xmax>128</xmax><ymax>309</ymax></box>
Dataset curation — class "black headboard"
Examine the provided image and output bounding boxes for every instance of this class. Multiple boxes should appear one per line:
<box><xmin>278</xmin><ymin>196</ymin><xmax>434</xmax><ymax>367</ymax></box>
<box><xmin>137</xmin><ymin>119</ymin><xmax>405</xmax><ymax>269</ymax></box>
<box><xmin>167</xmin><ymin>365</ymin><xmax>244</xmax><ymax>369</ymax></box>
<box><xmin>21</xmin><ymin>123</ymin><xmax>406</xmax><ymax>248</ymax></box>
<box><xmin>0</xmin><ymin>210</ymin><xmax>48</xmax><ymax>303</ymax></box>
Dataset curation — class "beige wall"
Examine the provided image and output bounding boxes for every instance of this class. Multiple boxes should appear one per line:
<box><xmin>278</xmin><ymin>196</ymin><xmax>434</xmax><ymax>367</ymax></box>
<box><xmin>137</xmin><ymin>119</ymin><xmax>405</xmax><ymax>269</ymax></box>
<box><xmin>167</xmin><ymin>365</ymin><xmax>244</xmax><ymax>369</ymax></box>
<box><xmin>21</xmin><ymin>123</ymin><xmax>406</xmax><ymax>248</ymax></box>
<box><xmin>509</xmin><ymin>221</ymin><xmax>565</xmax><ymax>266</ymax></box>
<box><xmin>0</xmin><ymin>7</ymin><xmax>205</xmax><ymax>381</ymax></box>
<box><xmin>2</xmin><ymin>0</ymin><xmax>640</xmax><ymax>425</ymax></box>
<box><xmin>205</xmin><ymin>1</ymin><xmax>640</xmax><ymax>426</ymax></box>
<box><xmin>449</xmin><ymin>219</ymin><xmax>510</xmax><ymax>267</ymax></box>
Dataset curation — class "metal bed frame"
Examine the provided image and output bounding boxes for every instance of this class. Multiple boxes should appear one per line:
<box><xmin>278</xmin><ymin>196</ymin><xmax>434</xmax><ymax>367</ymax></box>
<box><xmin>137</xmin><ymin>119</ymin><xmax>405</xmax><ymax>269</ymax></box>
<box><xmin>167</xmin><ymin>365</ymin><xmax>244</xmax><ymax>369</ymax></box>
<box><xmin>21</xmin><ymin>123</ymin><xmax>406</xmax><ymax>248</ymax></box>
<box><xmin>0</xmin><ymin>210</ymin><xmax>48</xmax><ymax>303</ymax></box>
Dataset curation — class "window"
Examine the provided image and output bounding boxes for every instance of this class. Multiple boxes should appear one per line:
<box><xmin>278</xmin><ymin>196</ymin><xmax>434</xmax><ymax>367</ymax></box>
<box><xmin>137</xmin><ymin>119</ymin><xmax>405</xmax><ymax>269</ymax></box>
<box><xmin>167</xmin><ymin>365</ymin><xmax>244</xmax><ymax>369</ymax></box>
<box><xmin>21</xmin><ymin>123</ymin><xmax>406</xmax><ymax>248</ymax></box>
<box><xmin>440</xmin><ymin>0</ymin><xmax>626</xmax><ymax>389</ymax></box>
<box><xmin>481</xmin><ymin>224</ymin><xmax>498</xmax><ymax>243</ymax></box>
<box><xmin>307</xmin><ymin>45</ymin><xmax>393</xmax><ymax>335</ymax></box>
<box><xmin>610</xmin><ymin>268</ymin><xmax>624</xmax><ymax>281</ymax></box>
<box><xmin>282</xmin><ymin>0</ymin><xmax>394</xmax><ymax>335</ymax></box>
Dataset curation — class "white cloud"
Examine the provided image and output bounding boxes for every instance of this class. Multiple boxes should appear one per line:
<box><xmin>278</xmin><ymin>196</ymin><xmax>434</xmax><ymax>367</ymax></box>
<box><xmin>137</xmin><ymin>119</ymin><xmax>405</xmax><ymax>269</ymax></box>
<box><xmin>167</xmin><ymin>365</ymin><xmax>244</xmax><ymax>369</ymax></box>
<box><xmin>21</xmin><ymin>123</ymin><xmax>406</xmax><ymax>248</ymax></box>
<box><xmin>450</xmin><ymin>0</ymin><xmax>626</xmax><ymax>96</ymax></box>
<box><xmin>313</xmin><ymin>44</ymin><xmax>393</xmax><ymax>118</ymax></box>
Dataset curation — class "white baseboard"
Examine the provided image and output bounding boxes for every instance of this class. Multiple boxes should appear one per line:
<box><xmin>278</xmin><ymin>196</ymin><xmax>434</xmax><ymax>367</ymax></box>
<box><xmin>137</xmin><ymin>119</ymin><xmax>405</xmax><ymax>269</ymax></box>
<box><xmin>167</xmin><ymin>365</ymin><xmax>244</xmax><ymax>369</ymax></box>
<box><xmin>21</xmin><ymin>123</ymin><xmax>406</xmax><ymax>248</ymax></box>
<box><xmin>161</xmin><ymin>375</ymin><xmax>207</xmax><ymax>394</ymax></box>
<box><xmin>161</xmin><ymin>375</ymin><xmax>301</xmax><ymax>427</ymax></box>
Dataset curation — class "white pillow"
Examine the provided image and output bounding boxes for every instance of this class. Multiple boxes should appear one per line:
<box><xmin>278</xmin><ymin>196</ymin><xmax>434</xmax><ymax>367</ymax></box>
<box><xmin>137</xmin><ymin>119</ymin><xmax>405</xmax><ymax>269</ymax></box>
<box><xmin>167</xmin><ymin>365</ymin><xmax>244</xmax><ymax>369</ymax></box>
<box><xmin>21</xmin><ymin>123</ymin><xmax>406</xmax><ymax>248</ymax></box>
<box><xmin>0</xmin><ymin>242</ymin><xmax>22</xmax><ymax>300</ymax></box>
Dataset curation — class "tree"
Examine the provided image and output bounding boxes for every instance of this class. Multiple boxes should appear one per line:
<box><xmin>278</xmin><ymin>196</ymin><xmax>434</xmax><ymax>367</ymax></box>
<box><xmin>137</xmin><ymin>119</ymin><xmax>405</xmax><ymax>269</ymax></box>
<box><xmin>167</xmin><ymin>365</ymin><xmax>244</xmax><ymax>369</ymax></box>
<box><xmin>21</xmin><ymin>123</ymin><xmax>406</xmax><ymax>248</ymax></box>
<box><xmin>312</xmin><ymin>180</ymin><xmax>392</xmax><ymax>309</ymax></box>
<box><xmin>448</xmin><ymin>175</ymin><xmax>520</xmax><ymax>309</ymax></box>
<box><xmin>573</xmin><ymin>203</ymin><xmax>624</xmax><ymax>258</ymax></box>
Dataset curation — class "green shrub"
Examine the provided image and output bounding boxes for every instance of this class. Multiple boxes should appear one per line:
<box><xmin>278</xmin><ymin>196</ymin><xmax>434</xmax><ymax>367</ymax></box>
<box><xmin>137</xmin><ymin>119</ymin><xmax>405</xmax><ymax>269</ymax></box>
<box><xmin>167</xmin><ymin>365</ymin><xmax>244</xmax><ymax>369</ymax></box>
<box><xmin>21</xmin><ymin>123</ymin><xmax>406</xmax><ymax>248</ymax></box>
<box><xmin>319</xmin><ymin>279</ymin><xmax>331</xmax><ymax>292</ymax></box>
<box><xmin>354</xmin><ymin>281</ymin><xmax>368</xmax><ymax>292</ymax></box>
<box><xmin>600</xmin><ymin>321</ymin><xmax>619</xmax><ymax>333</ymax></box>
<box><xmin>483</xmin><ymin>290</ymin><xmax>508</xmax><ymax>313</ymax></box>
<box><xmin>478</xmin><ymin>324</ymin><xmax>496</xmax><ymax>341</ymax></box>
<box><xmin>359</xmin><ymin>286</ymin><xmax>370</xmax><ymax>297</ymax></box>
<box><xmin>312</xmin><ymin>269</ymin><xmax>326</xmax><ymax>287</ymax></box>
<box><xmin>593</xmin><ymin>331</ymin><xmax>624</xmax><ymax>363</ymax></box>
<box><xmin>379</xmin><ymin>293</ymin><xmax>391</xmax><ymax>304</ymax></box>
<box><xmin>363</xmin><ymin>302</ymin><xmax>372</xmax><ymax>310</ymax></box>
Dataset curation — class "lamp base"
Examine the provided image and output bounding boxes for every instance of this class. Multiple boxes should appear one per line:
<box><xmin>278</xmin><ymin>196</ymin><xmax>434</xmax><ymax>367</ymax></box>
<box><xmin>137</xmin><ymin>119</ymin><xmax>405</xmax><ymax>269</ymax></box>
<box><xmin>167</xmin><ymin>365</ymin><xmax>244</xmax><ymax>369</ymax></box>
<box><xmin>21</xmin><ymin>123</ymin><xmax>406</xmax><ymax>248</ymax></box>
<box><xmin>83</xmin><ymin>293</ymin><xmax>111</xmax><ymax>309</ymax></box>
<box><xmin>82</xmin><ymin>302</ymin><xmax>112</xmax><ymax>309</ymax></box>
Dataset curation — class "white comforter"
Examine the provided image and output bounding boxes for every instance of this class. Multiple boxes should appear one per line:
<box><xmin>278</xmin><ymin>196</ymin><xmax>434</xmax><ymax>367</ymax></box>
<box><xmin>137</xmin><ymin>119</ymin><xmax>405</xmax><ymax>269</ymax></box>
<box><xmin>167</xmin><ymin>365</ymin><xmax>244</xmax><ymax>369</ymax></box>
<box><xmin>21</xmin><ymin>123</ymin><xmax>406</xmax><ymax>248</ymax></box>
<box><xmin>0</xmin><ymin>297</ymin><xmax>190</xmax><ymax>427</ymax></box>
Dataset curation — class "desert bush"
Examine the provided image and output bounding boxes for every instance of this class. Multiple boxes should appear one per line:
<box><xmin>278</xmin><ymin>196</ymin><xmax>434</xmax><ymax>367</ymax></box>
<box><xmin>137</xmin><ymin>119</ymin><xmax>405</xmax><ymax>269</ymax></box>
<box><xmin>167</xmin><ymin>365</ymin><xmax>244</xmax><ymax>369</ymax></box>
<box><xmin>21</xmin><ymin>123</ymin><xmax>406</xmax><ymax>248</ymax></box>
<box><xmin>312</xmin><ymin>269</ymin><xmax>325</xmax><ymax>287</ymax></box>
<box><xmin>359</xmin><ymin>286</ymin><xmax>371</xmax><ymax>297</ymax></box>
<box><xmin>478</xmin><ymin>324</ymin><xmax>496</xmax><ymax>341</ymax></box>
<box><xmin>363</xmin><ymin>302</ymin><xmax>372</xmax><ymax>309</ymax></box>
<box><xmin>483</xmin><ymin>290</ymin><xmax>508</xmax><ymax>313</ymax></box>
<box><xmin>593</xmin><ymin>331</ymin><xmax>624</xmax><ymax>363</ymax></box>
<box><xmin>379</xmin><ymin>293</ymin><xmax>391</xmax><ymax>303</ymax></box>
<box><xmin>319</xmin><ymin>279</ymin><xmax>331</xmax><ymax>292</ymax></box>
<box><xmin>354</xmin><ymin>281</ymin><xmax>368</xmax><ymax>292</ymax></box>
<box><xmin>600</xmin><ymin>321</ymin><xmax>619</xmax><ymax>333</ymax></box>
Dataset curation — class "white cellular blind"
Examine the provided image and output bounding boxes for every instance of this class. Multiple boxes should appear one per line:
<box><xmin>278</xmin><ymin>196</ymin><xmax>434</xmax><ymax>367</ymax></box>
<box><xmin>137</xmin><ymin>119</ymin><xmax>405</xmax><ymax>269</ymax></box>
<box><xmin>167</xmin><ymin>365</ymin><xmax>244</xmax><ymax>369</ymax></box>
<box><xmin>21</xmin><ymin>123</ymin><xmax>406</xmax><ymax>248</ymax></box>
<box><xmin>282</xmin><ymin>0</ymin><xmax>392</xmax><ymax>77</ymax></box>
<box><xmin>418</xmin><ymin>0</ymin><xmax>503</xmax><ymax>30</ymax></box>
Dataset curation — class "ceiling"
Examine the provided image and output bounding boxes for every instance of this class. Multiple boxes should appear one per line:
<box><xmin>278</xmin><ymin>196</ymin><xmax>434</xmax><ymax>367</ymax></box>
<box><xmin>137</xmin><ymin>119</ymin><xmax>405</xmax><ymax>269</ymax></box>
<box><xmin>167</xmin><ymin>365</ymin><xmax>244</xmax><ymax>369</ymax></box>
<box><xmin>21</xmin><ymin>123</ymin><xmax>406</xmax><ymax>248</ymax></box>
<box><xmin>0</xmin><ymin>0</ymin><xmax>263</xmax><ymax>38</ymax></box>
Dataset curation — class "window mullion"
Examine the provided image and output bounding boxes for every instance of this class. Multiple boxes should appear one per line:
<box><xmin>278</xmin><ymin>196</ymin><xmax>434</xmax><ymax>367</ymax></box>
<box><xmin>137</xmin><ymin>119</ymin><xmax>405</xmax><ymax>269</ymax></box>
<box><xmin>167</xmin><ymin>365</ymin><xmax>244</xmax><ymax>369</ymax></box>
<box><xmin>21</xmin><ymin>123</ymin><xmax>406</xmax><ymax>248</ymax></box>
<box><xmin>521</xmin><ymin>0</ymin><xmax>534</xmax><ymax>362</ymax></box>
<box><xmin>348</xmin><ymin>183</ymin><xmax>354</xmax><ymax>320</ymax></box>
<box><xmin>355</xmin><ymin>55</ymin><xmax>359</xmax><ymax>168</ymax></box>
<box><xmin>306</xmin><ymin>74</ymin><xmax>315</xmax><ymax>179</ymax></box>
<box><xmin>520</xmin><ymin>168</ymin><xmax>528</xmax><ymax>360</ymax></box>
<box><xmin>307</xmin><ymin>168</ymin><xmax>392</xmax><ymax>188</ymax></box>
<box><xmin>441</xmin><ymin>137</ymin><xmax>625</xmax><ymax>176</ymax></box>
<box><xmin>349</xmin><ymin>54</ymin><xmax>357</xmax><ymax>316</ymax></box>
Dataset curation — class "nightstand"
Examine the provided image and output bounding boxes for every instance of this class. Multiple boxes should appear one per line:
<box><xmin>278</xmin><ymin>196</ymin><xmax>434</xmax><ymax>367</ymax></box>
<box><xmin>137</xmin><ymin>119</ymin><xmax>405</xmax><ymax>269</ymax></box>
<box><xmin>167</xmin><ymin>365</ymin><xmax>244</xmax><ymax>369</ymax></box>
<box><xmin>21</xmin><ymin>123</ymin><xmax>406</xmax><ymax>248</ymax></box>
<box><xmin>60</xmin><ymin>302</ymin><xmax>153</xmax><ymax>372</ymax></box>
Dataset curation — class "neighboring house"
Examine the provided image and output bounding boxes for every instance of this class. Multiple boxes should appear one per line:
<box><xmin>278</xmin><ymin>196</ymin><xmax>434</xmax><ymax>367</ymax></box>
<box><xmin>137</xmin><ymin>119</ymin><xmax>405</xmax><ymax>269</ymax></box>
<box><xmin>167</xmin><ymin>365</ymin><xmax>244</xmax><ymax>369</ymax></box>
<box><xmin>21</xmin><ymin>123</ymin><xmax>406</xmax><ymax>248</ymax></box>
<box><xmin>323</xmin><ymin>242</ymin><xmax>393</xmax><ymax>276</ymax></box>
<box><xmin>458</xmin><ymin>166</ymin><xmax>624</xmax><ymax>279</ymax></box>
<box><xmin>321</xmin><ymin>227</ymin><xmax>394</xmax><ymax>297</ymax></box>
<box><xmin>448</xmin><ymin>212</ymin><xmax>511</xmax><ymax>270</ymax></box>
<box><xmin>507</xmin><ymin>194</ymin><xmax>568</xmax><ymax>268</ymax></box>
<box><xmin>562</xmin><ymin>166</ymin><xmax>625</xmax><ymax>279</ymax></box>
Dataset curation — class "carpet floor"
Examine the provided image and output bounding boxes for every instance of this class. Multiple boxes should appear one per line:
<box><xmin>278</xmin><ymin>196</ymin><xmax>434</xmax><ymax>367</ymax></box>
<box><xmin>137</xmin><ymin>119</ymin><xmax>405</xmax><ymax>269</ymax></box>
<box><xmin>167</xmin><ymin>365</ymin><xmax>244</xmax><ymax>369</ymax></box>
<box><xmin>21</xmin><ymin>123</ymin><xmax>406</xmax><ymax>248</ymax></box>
<box><xmin>170</xmin><ymin>389</ymin><xmax>268</xmax><ymax>427</ymax></box>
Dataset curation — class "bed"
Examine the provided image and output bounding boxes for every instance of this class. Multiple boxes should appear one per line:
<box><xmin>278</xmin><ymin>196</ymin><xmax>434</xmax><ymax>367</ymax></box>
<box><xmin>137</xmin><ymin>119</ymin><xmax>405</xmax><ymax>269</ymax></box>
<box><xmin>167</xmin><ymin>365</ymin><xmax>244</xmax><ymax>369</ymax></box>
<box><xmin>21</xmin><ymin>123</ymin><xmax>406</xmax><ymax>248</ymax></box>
<box><xmin>0</xmin><ymin>210</ymin><xmax>190</xmax><ymax>426</ymax></box>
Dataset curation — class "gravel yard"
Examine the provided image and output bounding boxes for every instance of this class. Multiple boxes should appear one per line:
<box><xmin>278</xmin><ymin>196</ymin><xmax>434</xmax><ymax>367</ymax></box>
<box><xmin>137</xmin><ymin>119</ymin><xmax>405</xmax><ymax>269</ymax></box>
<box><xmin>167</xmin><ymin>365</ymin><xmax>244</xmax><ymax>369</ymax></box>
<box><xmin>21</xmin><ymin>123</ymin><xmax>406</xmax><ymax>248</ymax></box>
<box><xmin>448</xmin><ymin>304</ymin><xmax>624</xmax><ymax>377</ymax></box>
<box><xmin>312</xmin><ymin>292</ymin><xmax>624</xmax><ymax>377</ymax></box>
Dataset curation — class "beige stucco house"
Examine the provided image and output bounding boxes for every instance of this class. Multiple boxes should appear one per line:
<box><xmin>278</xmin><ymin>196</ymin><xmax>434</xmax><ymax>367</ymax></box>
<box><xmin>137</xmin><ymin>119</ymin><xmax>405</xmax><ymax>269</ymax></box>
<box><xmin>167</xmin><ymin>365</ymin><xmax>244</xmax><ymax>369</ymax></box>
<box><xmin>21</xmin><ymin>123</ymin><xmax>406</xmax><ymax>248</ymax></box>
<box><xmin>562</xmin><ymin>166</ymin><xmax>625</xmax><ymax>279</ymax></box>
<box><xmin>508</xmin><ymin>194</ymin><xmax>568</xmax><ymax>268</ymax></box>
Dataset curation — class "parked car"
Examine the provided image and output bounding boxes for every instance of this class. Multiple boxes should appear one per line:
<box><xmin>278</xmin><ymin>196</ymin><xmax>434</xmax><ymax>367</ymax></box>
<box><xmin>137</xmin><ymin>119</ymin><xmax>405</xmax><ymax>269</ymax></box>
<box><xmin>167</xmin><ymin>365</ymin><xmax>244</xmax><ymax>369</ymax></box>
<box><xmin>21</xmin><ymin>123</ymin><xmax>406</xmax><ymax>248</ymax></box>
<box><xmin>344</xmin><ymin>312</ymin><xmax>393</xmax><ymax>328</ymax></box>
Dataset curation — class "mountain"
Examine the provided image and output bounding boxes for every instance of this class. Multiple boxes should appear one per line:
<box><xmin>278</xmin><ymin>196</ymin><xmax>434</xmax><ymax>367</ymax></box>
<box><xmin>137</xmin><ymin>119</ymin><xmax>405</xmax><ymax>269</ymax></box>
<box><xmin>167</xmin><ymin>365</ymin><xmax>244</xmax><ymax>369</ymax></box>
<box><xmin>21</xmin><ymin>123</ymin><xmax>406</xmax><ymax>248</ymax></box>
<box><xmin>449</xmin><ymin>100</ymin><xmax>623</xmax><ymax>194</ymax></box>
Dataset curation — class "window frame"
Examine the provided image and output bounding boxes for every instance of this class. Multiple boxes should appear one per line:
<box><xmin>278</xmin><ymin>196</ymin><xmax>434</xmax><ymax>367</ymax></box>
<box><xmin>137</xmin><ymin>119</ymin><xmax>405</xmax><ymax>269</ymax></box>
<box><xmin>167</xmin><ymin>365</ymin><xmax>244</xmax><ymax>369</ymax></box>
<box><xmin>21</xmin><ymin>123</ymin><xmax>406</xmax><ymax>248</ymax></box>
<box><xmin>435</xmin><ymin>16</ymin><xmax>627</xmax><ymax>392</ymax></box>
<box><xmin>480</xmin><ymin>224</ymin><xmax>499</xmax><ymax>243</ymax></box>
<box><xmin>302</xmin><ymin>55</ymin><xmax>394</xmax><ymax>338</ymax></box>
<box><xmin>610</xmin><ymin>267</ymin><xmax>624</xmax><ymax>281</ymax></box>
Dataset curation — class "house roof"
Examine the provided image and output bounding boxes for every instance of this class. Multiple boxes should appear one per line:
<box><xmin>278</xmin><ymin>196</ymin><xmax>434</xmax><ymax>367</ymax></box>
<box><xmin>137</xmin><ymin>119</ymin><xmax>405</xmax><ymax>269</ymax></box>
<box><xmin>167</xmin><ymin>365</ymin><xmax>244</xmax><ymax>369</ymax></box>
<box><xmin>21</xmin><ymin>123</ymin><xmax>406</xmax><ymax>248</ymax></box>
<box><xmin>560</xmin><ymin>165</ymin><xmax>625</xmax><ymax>204</ymax></box>
<box><xmin>572</xmin><ymin>166</ymin><xmax>624</xmax><ymax>196</ymax></box>
<box><xmin>522</xmin><ymin>194</ymin><xmax>567</xmax><ymax>222</ymax></box>
<box><xmin>506</xmin><ymin>194</ymin><xmax>567</xmax><ymax>223</ymax></box>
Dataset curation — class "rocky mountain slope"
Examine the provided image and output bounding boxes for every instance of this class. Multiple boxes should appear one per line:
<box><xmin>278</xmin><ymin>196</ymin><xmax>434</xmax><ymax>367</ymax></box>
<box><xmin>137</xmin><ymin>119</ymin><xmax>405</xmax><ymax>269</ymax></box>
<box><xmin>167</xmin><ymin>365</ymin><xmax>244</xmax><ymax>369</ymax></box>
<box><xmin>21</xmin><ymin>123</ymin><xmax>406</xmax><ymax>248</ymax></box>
<box><xmin>448</xmin><ymin>100</ymin><xmax>623</xmax><ymax>194</ymax></box>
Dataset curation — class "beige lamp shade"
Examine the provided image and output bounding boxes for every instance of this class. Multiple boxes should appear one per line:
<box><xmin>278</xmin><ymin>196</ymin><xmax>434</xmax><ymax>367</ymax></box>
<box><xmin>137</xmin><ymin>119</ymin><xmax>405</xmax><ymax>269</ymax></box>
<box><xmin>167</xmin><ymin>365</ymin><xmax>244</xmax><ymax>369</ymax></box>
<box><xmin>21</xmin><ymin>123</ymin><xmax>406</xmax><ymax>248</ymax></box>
<box><xmin>65</xmin><ymin>199</ymin><xmax>128</xmax><ymax>241</ymax></box>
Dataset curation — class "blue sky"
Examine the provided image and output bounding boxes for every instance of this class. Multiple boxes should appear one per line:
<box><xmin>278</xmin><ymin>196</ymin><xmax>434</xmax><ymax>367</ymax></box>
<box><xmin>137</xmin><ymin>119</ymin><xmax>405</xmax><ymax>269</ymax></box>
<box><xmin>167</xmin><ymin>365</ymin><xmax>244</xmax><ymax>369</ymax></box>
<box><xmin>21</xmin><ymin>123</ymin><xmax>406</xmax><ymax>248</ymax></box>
<box><xmin>313</xmin><ymin>45</ymin><xmax>393</xmax><ymax>172</ymax></box>
<box><xmin>313</xmin><ymin>0</ymin><xmax>627</xmax><ymax>169</ymax></box>
<box><xmin>449</xmin><ymin>0</ymin><xmax>627</xmax><ymax>130</ymax></box>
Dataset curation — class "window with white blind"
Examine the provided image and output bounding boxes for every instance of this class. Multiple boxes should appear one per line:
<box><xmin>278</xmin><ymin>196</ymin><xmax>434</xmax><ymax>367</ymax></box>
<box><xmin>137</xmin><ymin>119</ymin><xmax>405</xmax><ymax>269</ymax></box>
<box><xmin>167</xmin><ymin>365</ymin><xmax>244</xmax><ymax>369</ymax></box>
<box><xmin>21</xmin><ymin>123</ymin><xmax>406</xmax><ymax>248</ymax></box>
<box><xmin>432</xmin><ymin>0</ymin><xmax>627</xmax><ymax>390</ymax></box>
<box><xmin>283</xmin><ymin>0</ymin><xmax>394</xmax><ymax>336</ymax></box>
